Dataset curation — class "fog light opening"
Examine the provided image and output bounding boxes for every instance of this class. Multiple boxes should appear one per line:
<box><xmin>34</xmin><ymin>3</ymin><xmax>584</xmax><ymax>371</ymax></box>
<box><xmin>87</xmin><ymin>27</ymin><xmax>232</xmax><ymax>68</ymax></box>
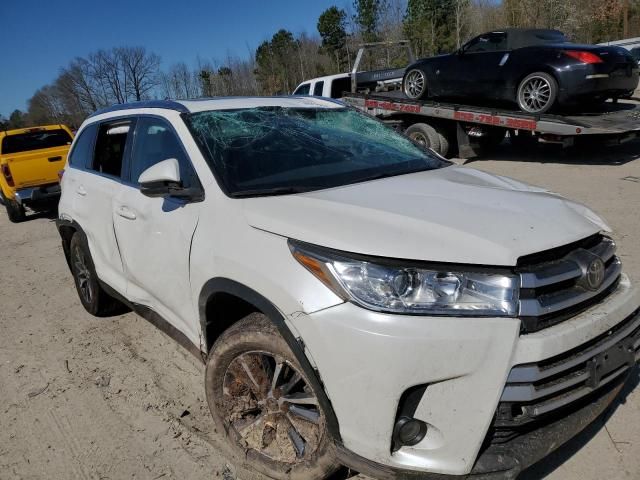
<box><xmin>393</xmin><ymin>416</ymin><xmax>428</xmax><ymax>448</ymax></box>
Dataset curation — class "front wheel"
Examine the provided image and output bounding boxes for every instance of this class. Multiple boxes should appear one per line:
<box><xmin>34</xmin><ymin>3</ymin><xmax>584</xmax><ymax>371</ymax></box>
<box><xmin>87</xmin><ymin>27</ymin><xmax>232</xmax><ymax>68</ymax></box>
<box><xmin>516</xmin><ymin>72</ymin><xmax>558</xmax><ymax>114</ymax></box>
<box><xmin>403</xmin><ymin>68</ymin><xmax>428</xmax><ymax>100</ymax></box>
<box><xmin>205</xmin><ymin>313</ymin><xmax>339</xmax><ymax>480</ymax></box>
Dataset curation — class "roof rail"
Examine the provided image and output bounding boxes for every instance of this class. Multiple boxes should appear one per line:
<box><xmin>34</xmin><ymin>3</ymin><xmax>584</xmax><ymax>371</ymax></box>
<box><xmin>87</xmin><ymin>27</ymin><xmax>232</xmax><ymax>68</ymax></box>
<box><xmin>89</xmin><ymin>100</ymin><xmax>189</xmax><ymax>118</ymax></box>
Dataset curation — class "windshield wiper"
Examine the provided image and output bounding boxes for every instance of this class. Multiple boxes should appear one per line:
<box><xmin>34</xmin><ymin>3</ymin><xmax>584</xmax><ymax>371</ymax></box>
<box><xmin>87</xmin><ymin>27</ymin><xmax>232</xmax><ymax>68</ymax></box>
<box><xmin>230</xmin><ymin>186</ymin><xmax>319</xmax><ymax>198</ymax></box>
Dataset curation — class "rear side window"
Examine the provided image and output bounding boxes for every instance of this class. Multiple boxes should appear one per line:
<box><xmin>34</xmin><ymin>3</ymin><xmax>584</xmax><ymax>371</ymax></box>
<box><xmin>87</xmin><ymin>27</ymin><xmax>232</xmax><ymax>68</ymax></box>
<box><xmin>313</xmin><ymin>81</ymin><xmax>325</xmax><ymax>96</ymax></box>
<box><xmin>330</xmin><ymin>77</ymin><xmax>351</xmax><ymax>98</ymax></box>
<box><xmin>130</xmin><ymin>117</ymin><xmax>199</xmax><ymax>188</ymax></box>
<box><xmin>1</xmin><ymin>128</ymin><xmax>72</xmax><ymax>155</ymax></box>
<box><xmin>294</xmin><ymin>83</ymin><xmax>311</xmax><ymax>95</ymax></box>
<box><xmin>68</xmin><ymin>124</ymin><xmax>97</xmax><ymax>168</ymax></box>
<box><xmin>91</xmin><ymin>120</ymin><xmax>134</xmax><ymax>178</ymax></box>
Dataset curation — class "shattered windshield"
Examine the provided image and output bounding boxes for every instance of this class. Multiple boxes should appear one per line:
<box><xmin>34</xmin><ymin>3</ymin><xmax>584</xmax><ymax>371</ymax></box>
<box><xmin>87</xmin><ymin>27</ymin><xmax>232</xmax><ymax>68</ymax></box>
<box><xmin>185</xmin><ymin>106</ymin><xmax>445</xmax><ymax>197</ymax></box>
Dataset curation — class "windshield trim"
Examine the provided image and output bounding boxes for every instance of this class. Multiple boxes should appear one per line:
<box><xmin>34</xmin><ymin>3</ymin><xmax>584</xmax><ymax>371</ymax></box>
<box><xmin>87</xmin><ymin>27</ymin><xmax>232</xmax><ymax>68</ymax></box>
<box><xmin>182</xmin><ymin>107</ymin><xmax>450</xmax><ymax>199</ymax></box>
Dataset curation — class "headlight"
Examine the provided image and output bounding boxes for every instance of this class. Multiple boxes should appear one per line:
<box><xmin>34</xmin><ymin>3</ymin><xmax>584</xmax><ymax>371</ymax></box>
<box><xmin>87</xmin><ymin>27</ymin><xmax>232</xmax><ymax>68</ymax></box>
<box><xmin>290</xmin><ymin>240</ymin><xmax>519</xmax><ymax>316</ymax></box>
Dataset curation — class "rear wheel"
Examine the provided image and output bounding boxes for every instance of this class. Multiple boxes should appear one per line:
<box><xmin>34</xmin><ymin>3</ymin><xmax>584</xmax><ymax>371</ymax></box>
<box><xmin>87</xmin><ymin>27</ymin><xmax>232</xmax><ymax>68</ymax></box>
<box><xmin>406</xmin><ymin>123</ymin><xmax>442</xmax><ymax>155</ymax></box>
<box><xmin>69</xmin><ymin>233</ymin><xmax>127</xmax><ymax>317</ymax></box>
<box><xmin>403</xmin><ymin>68</ymin><xmax>428</xmax><ymax>100</ymax></box>
<box><xmin>205</xmin><ymin>313</ymin><xmax>339</xmax><ymax>480</ymax></box>
<box><xmin>5</xmin><ymin>198</ymin><xmax>26</xmax><ymax>223</ymax></box>
<box><xmin>517</xmin><ymin>72</ymin><xmax>558</xmax><ymax>114</ymax></box>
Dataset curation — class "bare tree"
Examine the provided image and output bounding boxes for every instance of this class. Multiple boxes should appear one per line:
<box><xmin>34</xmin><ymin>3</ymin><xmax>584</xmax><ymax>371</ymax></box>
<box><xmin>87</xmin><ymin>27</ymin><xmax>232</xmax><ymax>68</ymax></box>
<box><xmin>92</xmin><ymin>49</ymin><xmax>127</xmax><ymax>104</ymax></box>
<box><xmin>118</xmin><ymin>47</ymin><xmax>161</xmax><ymax>101</ymax></box>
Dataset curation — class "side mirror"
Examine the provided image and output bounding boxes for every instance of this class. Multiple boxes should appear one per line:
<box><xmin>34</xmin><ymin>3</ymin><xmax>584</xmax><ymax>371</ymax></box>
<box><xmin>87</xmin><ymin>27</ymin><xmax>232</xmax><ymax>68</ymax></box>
<box><xmin>139</xmin><ymin>158</ymin><xmax>182</xmax><ymax>198</ymax></box>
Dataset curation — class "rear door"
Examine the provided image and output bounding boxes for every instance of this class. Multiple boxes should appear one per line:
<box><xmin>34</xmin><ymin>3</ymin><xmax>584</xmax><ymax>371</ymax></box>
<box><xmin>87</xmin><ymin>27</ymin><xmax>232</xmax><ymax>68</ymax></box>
<box><xmin>0</xmin><ymin>127</ymin><xmax>73</xmax><ymax>189</ymax></box>
<box><xmin>71</xmin><ymin>119</ymin><xmax>135</xmax><ymax>294</ymax></box>
<box><xmin>112</xmin><ymin>116</ymin><xmax>202</xmax><ymax>343</ymax></box>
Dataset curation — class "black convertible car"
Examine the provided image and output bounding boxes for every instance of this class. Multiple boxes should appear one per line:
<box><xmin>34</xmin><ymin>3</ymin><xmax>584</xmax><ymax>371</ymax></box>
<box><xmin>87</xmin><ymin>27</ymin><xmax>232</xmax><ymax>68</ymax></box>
<box><xmin>402</xmin><ymin>29</ymin><xmax>640</xmax><ymax>113</ymax></box>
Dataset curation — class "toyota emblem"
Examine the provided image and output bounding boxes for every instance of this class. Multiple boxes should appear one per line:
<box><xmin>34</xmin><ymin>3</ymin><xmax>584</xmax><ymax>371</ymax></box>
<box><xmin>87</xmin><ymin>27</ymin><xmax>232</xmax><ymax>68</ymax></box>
<box><xmin>585</xmin><ymin>258</ymin><xmax>605</xmax><ymax>291</ymax></box>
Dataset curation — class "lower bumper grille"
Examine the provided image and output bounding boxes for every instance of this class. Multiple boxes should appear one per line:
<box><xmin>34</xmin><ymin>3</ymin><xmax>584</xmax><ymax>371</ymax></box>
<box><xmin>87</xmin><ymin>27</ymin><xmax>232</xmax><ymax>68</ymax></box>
<box><xmin>493</xmin><ymin>308</ymin><xmax>640</xmax><ymax>443</ymax></box>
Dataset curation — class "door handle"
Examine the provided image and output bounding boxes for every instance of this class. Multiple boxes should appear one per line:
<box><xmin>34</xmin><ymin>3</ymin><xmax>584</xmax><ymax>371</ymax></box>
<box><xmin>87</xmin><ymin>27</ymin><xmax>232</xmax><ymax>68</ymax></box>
<box><xmin>48</xmin><ymin>156</ymin><xmax>63</xmax><ymax>162</ymax></box>
<box><xmin>116</xmin><ymin>206</ymin><xmax>137</xmax><ymax>220</ymax></box>
<box><xmin>76</xmin><ymin>186</ymin><xmax>87</xmax><ymax>196</ymax></box>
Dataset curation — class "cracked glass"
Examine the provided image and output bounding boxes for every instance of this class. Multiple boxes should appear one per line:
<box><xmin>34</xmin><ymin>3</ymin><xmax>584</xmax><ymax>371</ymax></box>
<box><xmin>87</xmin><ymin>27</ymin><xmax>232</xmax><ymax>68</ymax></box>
<box><xmin>185</xmin><ymin>107</ymin><xmax>445</xmax><ymax>197</ymax></box>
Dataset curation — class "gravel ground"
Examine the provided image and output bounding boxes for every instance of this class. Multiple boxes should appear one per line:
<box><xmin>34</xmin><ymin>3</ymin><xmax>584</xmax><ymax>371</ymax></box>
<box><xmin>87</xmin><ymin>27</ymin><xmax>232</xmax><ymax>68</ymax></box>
<box><xmin>0</xmin><ymin>138</ymin><xmax>639</xmax><ymax>480</ymax></box>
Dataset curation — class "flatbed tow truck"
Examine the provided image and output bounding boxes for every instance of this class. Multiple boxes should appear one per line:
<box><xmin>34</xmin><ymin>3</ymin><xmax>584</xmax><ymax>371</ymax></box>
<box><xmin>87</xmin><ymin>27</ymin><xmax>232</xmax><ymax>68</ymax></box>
<box><xmin>296</xmin><ymin>41</ymin><xmax>640</xmax><ymax>158</ymax></box>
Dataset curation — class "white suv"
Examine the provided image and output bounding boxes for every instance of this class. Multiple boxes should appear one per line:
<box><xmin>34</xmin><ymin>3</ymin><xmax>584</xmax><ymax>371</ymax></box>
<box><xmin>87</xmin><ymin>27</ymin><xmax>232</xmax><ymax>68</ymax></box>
<box><xmin>57</xmin><ymin>97</ymin><xmax>640</xmax><ymax>480</ymax></box>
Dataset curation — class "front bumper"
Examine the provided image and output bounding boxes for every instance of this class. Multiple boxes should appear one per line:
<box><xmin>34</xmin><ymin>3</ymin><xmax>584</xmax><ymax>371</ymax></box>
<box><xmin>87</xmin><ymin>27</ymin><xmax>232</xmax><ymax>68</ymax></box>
<box><xmin>288</xmin><ymin>274</ymin><xmax>640</xmax><ymax>477</ymax></box>
<box><xmin>14</xmin><ymin>183</ymin><xmax>61</xmax><ymax>205</ymax></box>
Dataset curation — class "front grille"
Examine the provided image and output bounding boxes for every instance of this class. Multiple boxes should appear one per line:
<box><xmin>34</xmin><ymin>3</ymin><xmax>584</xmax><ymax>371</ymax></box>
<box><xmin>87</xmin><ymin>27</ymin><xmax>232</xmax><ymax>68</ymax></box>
<box><xmin>517</xmin><ymin>235</ymin><xmax>622</xmax><ymax>333</ymax></box>
<box><xmin>491</xmin><ymin>308</ymin><xmax>640</xmax><ymax>443</ymax></box>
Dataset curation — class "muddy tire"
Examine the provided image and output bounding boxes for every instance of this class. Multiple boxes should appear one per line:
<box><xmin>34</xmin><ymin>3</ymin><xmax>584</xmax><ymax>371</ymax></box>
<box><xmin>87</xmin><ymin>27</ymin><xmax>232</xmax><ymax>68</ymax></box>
<box><xmin>5</xmin><ymin>198</ymin><xmax>26</xmax><ymax>223</ymax></box>
<box><xmin>69</xmin><ymin>233</ymin><xmax>127</xmax><ymax>317</ymax></box>
<box><xmin>205</xmin><ymin>313</ymin><xmax>339</xmax><ymax>480</ymax></box>
<box><xmin>406</xmin><ymin>123</ymin><xmax>442</xmax><ymax>155</ymax></box>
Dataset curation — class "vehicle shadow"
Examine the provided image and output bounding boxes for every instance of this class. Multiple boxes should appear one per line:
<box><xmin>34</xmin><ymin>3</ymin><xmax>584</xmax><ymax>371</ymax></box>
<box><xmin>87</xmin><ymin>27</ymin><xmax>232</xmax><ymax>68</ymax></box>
<box><xmin>469</xmin><ymin>137</ymin><xmax>640</xmax><ymax>166</ymax></box>
<box><xmin>517</xmin><ymin>366</ymin><xmax>640</xmax><ymax>479</ymax></box>
<box><xmin>23</xmin><ymin>207</ymin><xmax>58</xmax><ymax>223</ymax></box>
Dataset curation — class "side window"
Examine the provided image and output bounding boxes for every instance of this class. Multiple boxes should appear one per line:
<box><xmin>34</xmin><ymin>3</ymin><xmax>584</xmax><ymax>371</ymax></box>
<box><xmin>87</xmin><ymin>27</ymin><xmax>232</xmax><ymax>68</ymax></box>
<box><xmin>330</xmin><ymin>77</ymin><xmax>351</xmax><ymax>98</ymax></box>
<box><xmin>465</xmin><ymin>32</ymin><xmax>507</xmax><ymax>53</ymax></box>
<box><xmin>313</xmin><ymin>81</ymin><xmax>325</xmax><ymax>96</ymax></box>
<box><xmin>294</xmin><ymin>83</ymin><xmax>311</xmax><ymax>95</ymax></box>
<box><xmin>91</xmin><ymin>120</ymin><xmax>133</xmax><ymax>178</ymax></box>
<box><xmin>68</xmin><ymin>123</ymin><xmax>97</xmax><ymax>168</ymax></box>
<box><xmin>130</xmin><ymin>117</ymin><xmax>199</xmax><ymax>189</ymax></box>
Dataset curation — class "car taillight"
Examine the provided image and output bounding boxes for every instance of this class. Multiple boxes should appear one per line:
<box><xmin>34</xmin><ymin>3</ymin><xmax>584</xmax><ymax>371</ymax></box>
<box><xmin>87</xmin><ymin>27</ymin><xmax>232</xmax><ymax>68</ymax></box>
<box><xmin>563</xmin><ymin>50</ymin><xmax>603</xmax><ymax>64</ymax></box>
<box><xmin>58</xmin><ymin>169</ymin><xmax>65</xmax><ymax>181</ymax></box>
<box><xmin>1</xmin><ymin>164</ymin><xmax>14</xmax><ymax>187</ymax></box>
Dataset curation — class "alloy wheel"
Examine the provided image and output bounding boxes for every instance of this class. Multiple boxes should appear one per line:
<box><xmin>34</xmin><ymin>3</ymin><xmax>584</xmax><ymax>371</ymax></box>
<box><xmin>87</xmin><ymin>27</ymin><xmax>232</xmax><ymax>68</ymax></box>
<box><xmin>519</xmin><ymin>76</ymin><xmax>552</xmax><ymax>113</ymax></box>
<box><xmin>73</xmin><ymin>245</ymin><xmax>93</xmax><ymax>304</ymax></box>
<box><xmin>404</xmin><ymin>69</ymin><xmax>426</xmax><ymax>99</ymax></box>
<box><xmin>223</xmin><ymin>351</ymin><xmax>323</xmax><ymax>464</ymax></box>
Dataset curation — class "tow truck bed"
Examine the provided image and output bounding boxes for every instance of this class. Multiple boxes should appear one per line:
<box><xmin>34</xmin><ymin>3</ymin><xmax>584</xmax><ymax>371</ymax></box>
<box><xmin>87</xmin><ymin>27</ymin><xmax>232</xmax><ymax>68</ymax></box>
<box><xmin>342</xmin><ymin>92</ymin><xmax>640</xmax><ymax>137</ymax></box>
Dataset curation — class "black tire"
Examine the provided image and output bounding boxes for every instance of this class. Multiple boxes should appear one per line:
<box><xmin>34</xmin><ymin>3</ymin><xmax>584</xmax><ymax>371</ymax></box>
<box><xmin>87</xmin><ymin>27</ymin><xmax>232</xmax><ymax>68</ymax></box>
<box><xmin>406</xmin><ymin>123</ymin><xmax>442</xmax><ymax>154</ymax></box>
<box><xmin>516</xmin><ymin>72</ymin><xmax>558</xmax><ymax>114</ymax></box>
<box><xmin>434</xmin><ymin>127</ymin><xmax>450</xmax><ymax>157</ymax></box>
<box><xmin>205</xmin><ymin>313</ymin><xmax>339</xmax><ymax>480</ymax></box>
<box><xmin>69</xmin><ymin>233</ymin><xmax>127</xmax><ymax>317</ymax></box>
<box><xmin>5</xmin><ymin>198</ymin><xmax>26</xmax><ymax>223</ymax></box>
<box><xmin>403</xmin><ymin>68</ymin><xmax>428</xmax><ymax>100</ymax></box>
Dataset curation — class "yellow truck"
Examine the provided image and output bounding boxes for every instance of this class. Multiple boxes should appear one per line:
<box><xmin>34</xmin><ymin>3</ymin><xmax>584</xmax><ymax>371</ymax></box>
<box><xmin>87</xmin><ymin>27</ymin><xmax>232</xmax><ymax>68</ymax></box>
<box><xmin>0</xmin><ymin>125</ymin><xmax>73</xmax><ymax>222</ymax></box>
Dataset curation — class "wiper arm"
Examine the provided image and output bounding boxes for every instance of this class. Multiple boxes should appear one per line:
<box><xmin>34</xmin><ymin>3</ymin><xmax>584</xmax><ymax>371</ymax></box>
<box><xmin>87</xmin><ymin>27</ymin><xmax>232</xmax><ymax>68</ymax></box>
<box><xmin>230</xmin><ymin>186</ymin><xmax>318</xmax><ymax>198</ymax></box>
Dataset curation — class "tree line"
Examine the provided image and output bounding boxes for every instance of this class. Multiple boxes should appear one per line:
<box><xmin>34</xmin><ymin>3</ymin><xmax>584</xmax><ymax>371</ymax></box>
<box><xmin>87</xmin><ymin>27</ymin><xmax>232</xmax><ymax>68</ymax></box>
<box><xmin>2</xmin><ymin>0</ymin><xmax>638</xmax><ymax>130</ymax></box>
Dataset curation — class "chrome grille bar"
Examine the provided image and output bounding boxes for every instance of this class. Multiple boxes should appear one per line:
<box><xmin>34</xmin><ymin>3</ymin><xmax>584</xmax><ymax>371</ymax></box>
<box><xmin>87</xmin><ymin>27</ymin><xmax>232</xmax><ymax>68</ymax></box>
<box><xmin>519</xmin><ymin>258</ymin><xmax>622</xmax><ymax>317</ymax></box>
<box><xmin>519</xmin><ymin>237</ymin><xmax>616</xmax><ymax>289</ymax></box>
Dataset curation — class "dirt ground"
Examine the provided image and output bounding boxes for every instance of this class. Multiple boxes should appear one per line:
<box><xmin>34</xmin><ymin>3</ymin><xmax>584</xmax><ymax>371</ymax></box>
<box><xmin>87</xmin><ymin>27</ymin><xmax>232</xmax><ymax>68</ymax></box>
<box><xmin>1</xmin><ymin>138</ymin><xmax>639</xmax><ymax>480</ymax></box>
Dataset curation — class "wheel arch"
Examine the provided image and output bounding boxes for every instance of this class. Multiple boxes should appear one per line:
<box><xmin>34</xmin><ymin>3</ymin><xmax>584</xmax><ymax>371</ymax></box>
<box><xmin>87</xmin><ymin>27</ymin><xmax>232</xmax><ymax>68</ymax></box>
<box><xmin>514</xmin><ymin>67</ymin><xmax>561</xmax><ymax>96</ymax></box>
<box><xmin>56</xmin><ymin>218</ymin><xmax>86</xmax><ymax>269</ymax></box>
<box><xmin>198</xmin><ymin>277</ymin><xmax>342</xmax><ymax>441</ymax></box>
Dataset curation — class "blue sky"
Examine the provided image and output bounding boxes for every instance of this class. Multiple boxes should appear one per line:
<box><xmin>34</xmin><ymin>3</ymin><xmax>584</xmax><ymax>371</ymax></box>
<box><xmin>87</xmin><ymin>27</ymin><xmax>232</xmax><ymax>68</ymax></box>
<box><xmin>0</xmin><ymin>0</ymin><xmax>344</xmax><ymax>116</ymax></box>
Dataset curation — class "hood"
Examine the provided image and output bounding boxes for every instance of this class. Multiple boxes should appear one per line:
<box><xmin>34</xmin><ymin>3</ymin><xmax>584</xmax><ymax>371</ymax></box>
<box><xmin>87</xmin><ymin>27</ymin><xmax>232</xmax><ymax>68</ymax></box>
<box><xmin>243</xmin><ymin>166</ymin><xmax>609</xmax><ymax>266</ymax></box>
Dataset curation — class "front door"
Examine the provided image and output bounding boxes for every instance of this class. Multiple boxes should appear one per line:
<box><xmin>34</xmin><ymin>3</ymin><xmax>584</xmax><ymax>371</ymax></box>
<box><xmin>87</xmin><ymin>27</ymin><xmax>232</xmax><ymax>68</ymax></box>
<box><xmin>112</xmin><ymin>116</ymin><xmax>203</xmax><ymax>344</ymax></box>
<box><xmin>445</xmin><ymin>32</ymin><xmax>510</xmax><ymax>98</ymax></box>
